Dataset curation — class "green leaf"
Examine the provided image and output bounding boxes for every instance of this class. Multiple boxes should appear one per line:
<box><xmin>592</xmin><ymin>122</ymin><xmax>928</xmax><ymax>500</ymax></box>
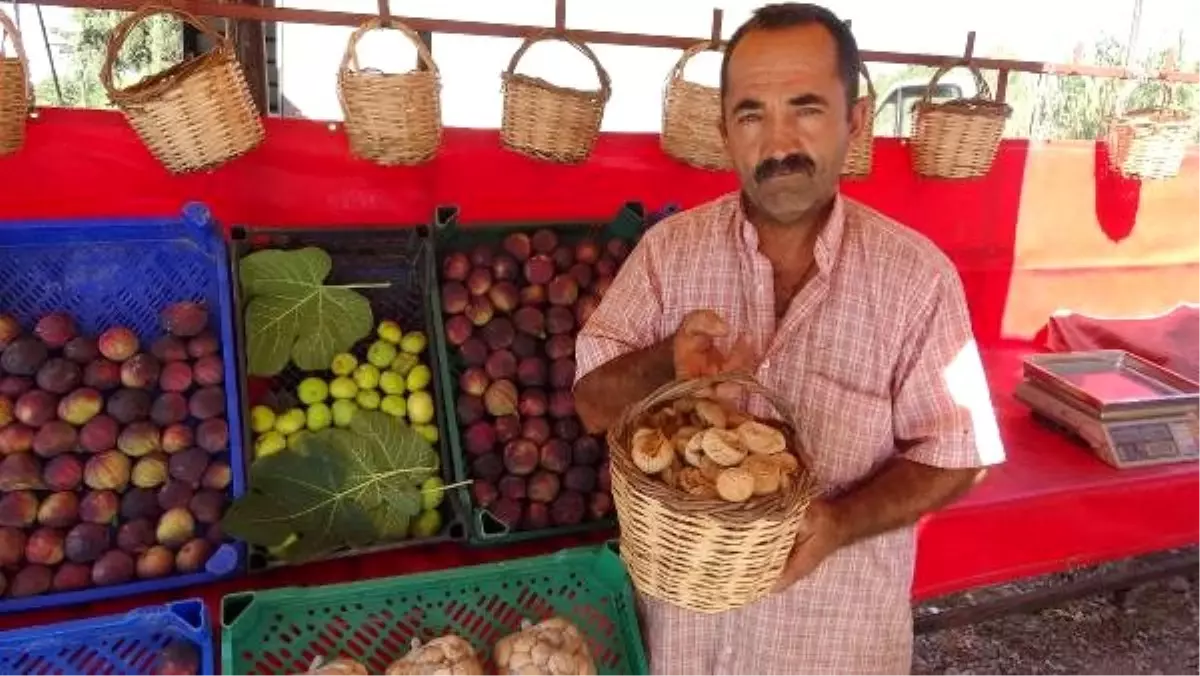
<box><xmin>239</xmin><ymin>247</ymin><xmax>379</xmax><ymax>376</ymax></box>
<box><xmin>220</xmin><ymin>410</ymin><xmax>440</xmax><ymax>563</ymax></box>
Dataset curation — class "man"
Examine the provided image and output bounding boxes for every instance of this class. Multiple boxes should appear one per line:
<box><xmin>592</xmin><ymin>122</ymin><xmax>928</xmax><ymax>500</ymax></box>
<box><xmin>572</xmin><ymin>3</ymin><xmax>1005</xmax><ymax>674</ymax></box>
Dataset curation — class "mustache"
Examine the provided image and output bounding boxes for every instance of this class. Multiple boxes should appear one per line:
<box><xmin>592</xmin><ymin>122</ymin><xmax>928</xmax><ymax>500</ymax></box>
<box><xmin>754</xmin><ymin>154</ymin><xmax>816</xmax><ymax>183</ymax></box>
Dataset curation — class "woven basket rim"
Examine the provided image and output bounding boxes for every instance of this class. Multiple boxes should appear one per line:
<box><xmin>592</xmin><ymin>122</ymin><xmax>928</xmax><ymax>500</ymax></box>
<box><xmin>113</xmin><ymin>48</ymin><xmax>233</xmax><ymax>107</ymax></box>
<box><xmin>502</xmin><ymin>71</ymin><xmax>608</xmax><ymax>104</ymax></box>
<box><xmin>1115</xmin><ymin>106</ymin><xmax>1197</xmax><ymax>126</ymax></box>
<box><xmin>915</xmin><ymin>97</ymin><xmax>1012</xmax><ymax>118</ymax></box>
<box><xmin>609</xmin><ymin>441</ymin><xmax>814</xmax><ymax>524</ymax></box>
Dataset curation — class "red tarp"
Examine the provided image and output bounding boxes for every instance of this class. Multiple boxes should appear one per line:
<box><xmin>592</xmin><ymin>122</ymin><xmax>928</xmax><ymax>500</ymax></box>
<box><xmin>0</xmin><ymin>110</ymin><xmax>1195</xmax><ymax>631</ymax></box>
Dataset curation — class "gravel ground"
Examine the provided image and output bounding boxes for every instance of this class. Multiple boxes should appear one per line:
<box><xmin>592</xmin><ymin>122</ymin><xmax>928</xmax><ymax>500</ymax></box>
<box><xmin>914</xmin><ymin>550</ymin><xmax>1199</xmax><ymax>675</ymax></box>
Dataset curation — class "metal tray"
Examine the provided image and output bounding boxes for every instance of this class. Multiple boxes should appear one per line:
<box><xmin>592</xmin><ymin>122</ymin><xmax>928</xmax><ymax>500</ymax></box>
<box><xmin>1022</xmin><ymin>350</ymin><xmax>1199</xmax><ymax>417</ymax></box>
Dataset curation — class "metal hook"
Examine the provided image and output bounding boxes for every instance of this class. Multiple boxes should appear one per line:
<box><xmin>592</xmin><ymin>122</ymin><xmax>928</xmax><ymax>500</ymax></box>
<box><xmin>555</xmin><ymin>0</ymin><xmax>566</xmax><ymax>31</ymax></box>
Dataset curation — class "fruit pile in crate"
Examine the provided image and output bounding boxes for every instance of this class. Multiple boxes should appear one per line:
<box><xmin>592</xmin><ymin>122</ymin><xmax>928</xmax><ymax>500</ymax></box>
<box><xmin>0</xmin><ymin>304</ymin><xmax>234</xmax><ymax>600</ymax></box>
<box><xmin>435</xmin><ymin>212</ymin><xmax>643</xmax><ymax>540</ymax></box>
<box><xmin>223</xmin><ymin>238</ymin><xmax>456</xmax><ymax>566</ymax></box>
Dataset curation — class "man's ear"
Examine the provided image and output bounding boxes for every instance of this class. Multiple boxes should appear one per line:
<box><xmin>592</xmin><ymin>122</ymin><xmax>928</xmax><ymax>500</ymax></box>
<box><xmin>848</xmin><ymin>95</ymin><xmax>869</xmax><ymax>140</ymax></box>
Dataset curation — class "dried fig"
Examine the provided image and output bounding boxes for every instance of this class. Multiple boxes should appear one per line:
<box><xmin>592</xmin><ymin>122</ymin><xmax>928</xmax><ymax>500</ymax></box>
<box><xmin>715</xmin><ymin>466</ymin><xmax>755</xmax><ymax>502</ymax></box>
<box><xmin>670</xmin><ymin>426</ymin><xmax>701</xmax><ymax>454</ymax></box>
<box><xmin>693</xmin><ymin>399</ymin><xmax>727</xmax><ymax>428</ymax></box>
<box><xmin>630</xmin><ymin>428</ymin><xmax>672</xmax><ymax>474</ymax></box>
<box><xmin>735</xmin><ymin>420</ymin><xmax>787</xmax><ymax>455</ymax></box>
<box><xmin>742</xmin><ymin>454</ymin><xmax>782</xmax><ymax>495</ymax></box>
<box><xmin>682</xmin><ymin>432</ymin><xmax>706</xmax><ymax>467</ymax></box>
<box><xmin>677</xmin><ymin>466</ymin><xmax>716</xmax><ymax>499</ymax></box>
<box><xmin>385</xmin><ymin>635</ymin><xmax>484</xmax><ymax>675</ymax></box>
<box><xmin>700</xmin><ymin>428</ymin><xmax>746</xmax><ymax>467</ymax></box>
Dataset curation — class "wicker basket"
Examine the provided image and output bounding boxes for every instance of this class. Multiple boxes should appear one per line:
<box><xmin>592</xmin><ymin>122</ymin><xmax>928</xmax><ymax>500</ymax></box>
<box><xmin>500</xmin><ymin>30</ymin><xmax>611</xmax><ymax>164</ymax></box>
<box><xmin>1104</xmin><ymin>87</ymin><xmax>1197</xmax><ymax>180</ymax></box>
<box><xmin>910</xmin><ymin>63</ymin><xmax>1011</xmax><ymax>179</ymax></box>
<box><xmin>841</xmin><ymin>60</ymin><xmax>877</xmax><ymax>178</ymax></box>
<box><xmin>100</xmin><ymin>5</ymin><xmax>265</xmax><ymax>174</ymax></box>
<box><xmin>661</xmin><ymin>41</ymin><xmax>729</xmax><ymax>171</ymax></box>
<box><xmin>0</xmin><ymin>7</ymin><xmax>30</xmax><ymax>157</ymax></box>
<box><xmin>337</xmin><ymin>18</ymin><xmax>442</xmax><ymax>166</ymax></box>
<box><xmin>607</xmin><ymin>372</ymin><xmax>818</xmax><ymax>614</ymax></box>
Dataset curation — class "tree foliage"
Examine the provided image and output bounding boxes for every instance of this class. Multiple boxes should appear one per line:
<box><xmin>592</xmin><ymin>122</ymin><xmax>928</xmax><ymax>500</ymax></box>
<box><xmin>34</xmin><ymin>9</ymin><xmax>182</xmax><ymax>109</ymax></box>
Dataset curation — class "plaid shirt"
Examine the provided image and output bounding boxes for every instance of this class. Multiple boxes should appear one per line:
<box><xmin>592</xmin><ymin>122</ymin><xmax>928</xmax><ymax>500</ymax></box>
<box><xmin>576</xmin><ymin>192</ymin><xmax>1003</xmax><ymax>675</ymax></box>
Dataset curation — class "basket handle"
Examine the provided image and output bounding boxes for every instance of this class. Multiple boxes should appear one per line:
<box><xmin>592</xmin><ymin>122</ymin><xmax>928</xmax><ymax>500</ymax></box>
<box><xmin>100</xmin><ymin>4</ymin><xmax>230</xmax><ymax>100</ymax></box>
<box><xmin>618</xmin><ymin>370</ymin><xmax>812</xmax><ymax>467</ymax></box>
<box><xmin>506</xmin><ymin>29</ymin><xmax>612</xmax><ymax>102</ymax></box>
<box><xmin>1111</xmin><ymin>78</ymin><xmax>1178</xmax><ymax>119</ymax></box>
<box><xmin>667</xmin><ymin>40</ymin><xmax>719</xmax><ymax>85</ymax></box>
<box><xmin>922</xmin><ymin>61</ymin><xmax>992</xmax><ymax>105</ymax></box>
<box><xmin>0</xmin><ymin>7</ymin><xmax>32</xmax><ymax>108</ymax></box>
<box><xmin>339</xmin><ymin>17</ymin><xmax>439</xmax><ymax>77</ymax></box>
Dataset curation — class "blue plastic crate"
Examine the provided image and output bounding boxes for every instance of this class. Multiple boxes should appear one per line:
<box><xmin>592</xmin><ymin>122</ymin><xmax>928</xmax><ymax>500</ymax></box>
<box><xmin>0</xmin><ymin>203</ymin><xmax>246</xmax><ymax>613</ymax></box>
<box><xmin>0</xmin><ymin>598</ymin><xmax>215</xmax><ymax>674</ymax></box>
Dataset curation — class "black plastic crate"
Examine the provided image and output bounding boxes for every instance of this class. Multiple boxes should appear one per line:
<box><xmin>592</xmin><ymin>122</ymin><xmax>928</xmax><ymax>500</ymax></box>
<box><xmin>228</xmin><ymin>225</ymin><xmax>466</xmax><ymax>570</ymax></box>
<box><xmin>429</xmin><ymin>203</ymin><xmax>646</xmax><ymax>546</ymax></box>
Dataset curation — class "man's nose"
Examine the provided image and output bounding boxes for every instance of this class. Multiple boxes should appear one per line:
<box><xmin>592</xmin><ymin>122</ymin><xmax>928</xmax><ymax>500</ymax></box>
<box><xmin>762</xmin><ymin>114</ymin><xmax>801</xmax><ymax>160</ymax></box>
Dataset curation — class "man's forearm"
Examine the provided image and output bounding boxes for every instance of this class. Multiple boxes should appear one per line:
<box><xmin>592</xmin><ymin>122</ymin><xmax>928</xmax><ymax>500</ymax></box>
<box><xmin>574</xmin><ymin>339</ymin><xmax>674</xmax><ymax>434</ymax></box>
<box><xmin>828</xmin><ymin>457</ymin><xmax>985</xmax><ymax>547</ymax></box>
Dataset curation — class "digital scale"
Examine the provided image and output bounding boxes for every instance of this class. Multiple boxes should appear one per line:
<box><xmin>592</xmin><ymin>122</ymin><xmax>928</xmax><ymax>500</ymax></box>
<box><xmin>1013</xmin><ymin>350</ymin><xmax>1199</xmax><ymax>469</ymax></box>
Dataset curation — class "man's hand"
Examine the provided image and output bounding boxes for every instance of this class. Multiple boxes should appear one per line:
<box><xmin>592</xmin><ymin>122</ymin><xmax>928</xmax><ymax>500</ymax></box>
<box><xmin>772</xmin><ymin>499</ymin><xmax>847</xmax><ymax>592</ymax></box>
<box><xmin>674</xmin><ymin>310</ymin><xmax>754</xmax><ymax>379</ymax></box>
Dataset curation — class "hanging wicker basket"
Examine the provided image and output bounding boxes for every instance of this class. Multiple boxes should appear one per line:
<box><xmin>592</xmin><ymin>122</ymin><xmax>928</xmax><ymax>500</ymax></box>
<box><xmin>337</xmin><ymin>18</ymin><xmax>442</xmax><ymax>166</ymax></box>
<box><xmin>501</xmin><ymin>30</ymin><xmax>611</xmax><ymax>164</ymax></box>
<box><xmin>1104</xmin><ymin>86</ymin><xmax>1197</xmax><ymax>180</ymax></box>
<box><xmin>0</xmin><ymin>7</ymin><xmax>31</xmax><ymax>157</ymax></box>
<box><xmin>910</xmin><ymin>63</ymin><xmax>1011</xmax><ymax>179</ymax></box>
<box><xmin>661</xmin><ymin>41</ymin><xmax>729</xmax><ymax>171</ymax></box>
<box><xmin>100</xmin><ymin>5</ymin><xmax>265</xmax><ymax>174</ymax></box>
<box><xmin>607</xmin><ymin>372</ymin><xmax>818</xmax><ymax>614</ymax></box>
<box><xmin>841</xmin><ymin>60</ymin><xmax>877</xmax><ymax>178</ymax></box>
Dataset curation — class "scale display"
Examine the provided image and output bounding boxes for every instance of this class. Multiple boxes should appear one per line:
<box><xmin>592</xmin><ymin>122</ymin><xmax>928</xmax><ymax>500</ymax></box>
<box><xmin>1014</xmin><ymin>350</ymin><xmax>1200</xmax><ymax>470</ymax></box>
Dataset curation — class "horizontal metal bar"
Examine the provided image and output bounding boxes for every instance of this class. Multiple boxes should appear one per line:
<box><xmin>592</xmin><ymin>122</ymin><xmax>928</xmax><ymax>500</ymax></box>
<box><xmin>20</xmin><ymin>0</ymin><xmax>1200</xmax><ymax>83</ymax></box>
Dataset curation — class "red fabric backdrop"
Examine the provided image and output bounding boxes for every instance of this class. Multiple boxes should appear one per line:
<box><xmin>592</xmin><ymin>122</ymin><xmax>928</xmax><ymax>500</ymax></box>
<box><xmin>0</xmin><ymin>108</ymin><xmax>1023</xmax><ymax>345</ymax></box>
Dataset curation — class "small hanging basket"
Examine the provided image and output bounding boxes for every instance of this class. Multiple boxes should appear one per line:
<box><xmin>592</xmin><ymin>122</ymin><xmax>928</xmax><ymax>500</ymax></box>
<box><xmin>841</xmin><ymin>60</ymin><xmax>877</xmax><ymax>178</ymax></box>
<box><xmin>337</xmin><ymin>18</ymin><xmax>442</xmax><ymax>166</ymax></box>
<box><xmin>100</xmin><ymin>5</ymin><xmax>265</xmax><ymax>174</ymax></box>
<box><xmin>501</xmin><ymin>30</ymin><xmax>611</xmax><ymax>164</ymax></box>
<box><xmin>1104</xmin><ymin>86</ymin><xmax>1197</xmax><ymax>180</ymax></box>
<box><xmin>0</xmin><ymin>7</ymin><xmax>32</xmax><ymax>157</ymax></box>
<box><xmin>607</xmin><ymin>372</ymin><xmax>819</xmax><ymax>614</ymax></box>
<box><xmin>661</xmin><ymin>41</ymin><xmax>729</xmax><ymax>171</ymax></box>
<box><xmin>910</xmin><ymin>63</ymin><xmax>1011</xmax><ymax>179</ymax></box>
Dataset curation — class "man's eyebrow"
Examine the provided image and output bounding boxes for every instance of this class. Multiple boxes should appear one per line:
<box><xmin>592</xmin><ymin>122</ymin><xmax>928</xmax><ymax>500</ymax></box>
<box><xmin>732</xmin><ymin>98</ymin><xmax>764</xmax><ymax>115</ymax></box>
<box><xmin>790</xmin><ymin>93</ymin><xmax>828</xmax><ymax>107</ymax></box>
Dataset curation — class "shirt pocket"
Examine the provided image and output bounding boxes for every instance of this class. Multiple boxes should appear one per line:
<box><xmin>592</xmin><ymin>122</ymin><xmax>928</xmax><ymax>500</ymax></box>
<box><xmin>797</xmin><ymin>367</ymin><xmax>894</xmax><ymax>488</ymax></box>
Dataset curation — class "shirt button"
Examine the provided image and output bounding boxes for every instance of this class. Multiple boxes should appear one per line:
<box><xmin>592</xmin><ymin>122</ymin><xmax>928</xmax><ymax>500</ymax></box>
<box><xmin>762</xmin><ymin>359</ymin><xmax>771</xmax><ymax>370</ymax></box>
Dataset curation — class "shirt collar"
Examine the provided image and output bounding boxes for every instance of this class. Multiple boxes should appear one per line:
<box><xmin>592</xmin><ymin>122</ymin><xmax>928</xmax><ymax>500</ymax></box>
<box><xmin>736</xmin><ymin>192</ymin><xmax>847</xmax><ymax>274</ymax></box>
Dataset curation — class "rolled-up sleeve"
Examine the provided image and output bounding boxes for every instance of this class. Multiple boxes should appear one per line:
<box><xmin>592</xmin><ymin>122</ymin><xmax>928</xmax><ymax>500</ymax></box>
<box><xmin>574</xmin><ymin>230</ymin><xmax>665</xmax><ymax>385</ymax></box>
<box><xmin>892</xmin><ymin>268</ymin><xmax>1005</xmax><ymax>469</ymax></box>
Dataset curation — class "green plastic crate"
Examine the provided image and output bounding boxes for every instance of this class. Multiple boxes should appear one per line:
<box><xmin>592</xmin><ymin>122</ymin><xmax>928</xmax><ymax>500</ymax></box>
<box><xmin>220</xmin><ymin>542</ymin><xmax>649</xmax><ymax>675</ymax></box>
<box><xmin>428</xmin><ymin>203</ymin><xmax>647</xmax><ymax>545</ymax></box>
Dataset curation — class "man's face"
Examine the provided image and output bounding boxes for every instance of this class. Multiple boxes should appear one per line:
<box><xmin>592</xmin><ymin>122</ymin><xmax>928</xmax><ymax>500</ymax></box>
<box><xmin>720</xmin><ymin>24</ymin><xmax>867</xmax><ymax>226</ymax></box>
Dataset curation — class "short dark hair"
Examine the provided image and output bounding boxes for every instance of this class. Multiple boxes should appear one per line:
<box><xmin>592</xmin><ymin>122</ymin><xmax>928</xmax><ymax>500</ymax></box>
<box><xmin>720</xmin><ymin>3</ymin><xmax>861</xmax><ymax>108</ymax></box>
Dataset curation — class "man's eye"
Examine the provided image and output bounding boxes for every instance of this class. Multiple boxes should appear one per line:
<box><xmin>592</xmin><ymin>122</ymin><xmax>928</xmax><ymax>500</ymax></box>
<box><xmin>737</xmin><ymin>112</ymin><xmax>762</xmax><ymax>124</ymax></box>
<box><xmin>797</xmin><ymin>106</ymin><xmax>823</xmax><ymax>117</ymax></box>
